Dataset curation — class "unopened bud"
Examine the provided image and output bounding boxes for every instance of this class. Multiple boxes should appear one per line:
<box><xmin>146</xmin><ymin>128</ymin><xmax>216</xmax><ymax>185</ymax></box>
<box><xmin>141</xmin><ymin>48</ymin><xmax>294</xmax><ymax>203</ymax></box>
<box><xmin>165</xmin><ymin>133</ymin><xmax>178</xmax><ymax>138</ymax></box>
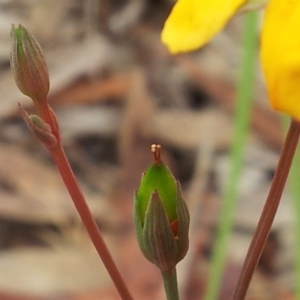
<box><xmin>10</xmin><ymin>24</ymin><xmax>49</xmax><ymax>104</ymax></box>
<box><xmin>134</xmin><ymin>144</ymin><xmax>190</xmax><ymax>271</ymax></box>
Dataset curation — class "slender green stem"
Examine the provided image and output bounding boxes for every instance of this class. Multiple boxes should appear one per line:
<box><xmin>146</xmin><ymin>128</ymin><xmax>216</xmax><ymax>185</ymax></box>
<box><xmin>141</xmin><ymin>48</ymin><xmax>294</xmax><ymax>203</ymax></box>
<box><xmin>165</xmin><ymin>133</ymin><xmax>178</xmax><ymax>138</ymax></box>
<box><xmin>233</xmin><ymin>119</ymin><xmax>300</xmax><ymax>299</ymax></box>
<box><xmin>282</xmin><ymin>117</ymin><xmax>300</xmax><ymax>300</ymax></box>
<box><xmin>203</xmin><ymin>12</ymin><xmax>258</xmax><ymax>300</ymax></box>
<box><xmin>161</xmin><ymin>269</ymin><xmax>180</xmax><ymax>300</ymax></box>
<box><xmin>290</xmin><ymin>150</ymin><xmax>300</xmax><ymax>300</ymax></box>
<box><xmin>50</xmin><ymin>144</ymin><xmax>133</xmax><ymax>300</ymax></box>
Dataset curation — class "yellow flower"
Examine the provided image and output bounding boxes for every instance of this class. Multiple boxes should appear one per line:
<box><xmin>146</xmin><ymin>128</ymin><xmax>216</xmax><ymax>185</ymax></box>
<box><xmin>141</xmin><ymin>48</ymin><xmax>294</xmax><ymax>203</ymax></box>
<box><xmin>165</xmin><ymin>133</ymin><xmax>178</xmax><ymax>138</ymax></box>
<box><xmin>161</xmin><ymin>0</ymin><xmax>267</xmax><ymax>53</ymax></box>
<box><xmin>261</xmin><ymin>0</ymin><xmax>300</xmax><ymax>120</ymax></box>
<box><xmin>161</xmin><ymin>0</ymin><xmax>245</xmax><ymax>53</ymax></box>
<box><xmin>161</xmin><ymin>0</ymin><xmax>300</xmax><ymax>120</ymax></box>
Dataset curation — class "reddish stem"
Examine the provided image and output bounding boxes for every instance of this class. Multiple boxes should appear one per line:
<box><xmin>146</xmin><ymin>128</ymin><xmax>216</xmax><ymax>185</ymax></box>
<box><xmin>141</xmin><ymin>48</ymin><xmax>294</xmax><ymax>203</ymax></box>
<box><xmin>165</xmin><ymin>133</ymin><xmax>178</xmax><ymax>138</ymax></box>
<box><xmin>38</xmin><ymin>103</ymin><xmax>133</xmax><ymax>299</ymax></box>
<box><xmin>50</xmin><ymin>144</ymin><xmax>133</xmax><ymax>300</ymax></box>
<box><xmin>233</xmin><ymin>118</ymin><xmax>300</xmax><ymax>300</ymax></box>
<box><xmin>37</xmin><ymin>101</ymin><xmax>60</xmax><ymax>141</ymax></box>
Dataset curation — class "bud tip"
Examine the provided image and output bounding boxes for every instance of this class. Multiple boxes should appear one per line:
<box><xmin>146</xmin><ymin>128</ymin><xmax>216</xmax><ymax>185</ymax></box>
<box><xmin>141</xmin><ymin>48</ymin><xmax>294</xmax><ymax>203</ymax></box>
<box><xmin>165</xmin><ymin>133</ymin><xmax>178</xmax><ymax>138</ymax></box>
<box><xmin>151</xmin><ymin>144</ymin><xmax>162</xmax><ymax>163</ymax></box>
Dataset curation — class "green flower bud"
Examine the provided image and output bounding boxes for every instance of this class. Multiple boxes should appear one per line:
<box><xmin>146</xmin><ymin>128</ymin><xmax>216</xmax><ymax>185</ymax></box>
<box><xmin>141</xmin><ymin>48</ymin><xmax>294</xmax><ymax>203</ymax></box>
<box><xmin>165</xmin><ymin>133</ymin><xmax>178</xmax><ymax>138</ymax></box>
<box><xmin>134</xmin><ymin>145</ymin><xmax>190</xmax><ymax>271</ymax></box>
<box><xmin>10</xmin><ymin>24</ymin><xmax>49</xmax><ymax>104</ymax></box>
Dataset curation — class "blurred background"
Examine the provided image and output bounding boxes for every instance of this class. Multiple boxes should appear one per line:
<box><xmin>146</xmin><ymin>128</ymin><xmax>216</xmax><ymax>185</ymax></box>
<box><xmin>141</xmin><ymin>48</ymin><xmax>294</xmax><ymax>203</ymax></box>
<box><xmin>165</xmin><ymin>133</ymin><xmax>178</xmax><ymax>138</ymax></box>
<box><xmin>0</xmin><ymin>0</ymin><xmax>295</xmax><ymax>299</ymax></box>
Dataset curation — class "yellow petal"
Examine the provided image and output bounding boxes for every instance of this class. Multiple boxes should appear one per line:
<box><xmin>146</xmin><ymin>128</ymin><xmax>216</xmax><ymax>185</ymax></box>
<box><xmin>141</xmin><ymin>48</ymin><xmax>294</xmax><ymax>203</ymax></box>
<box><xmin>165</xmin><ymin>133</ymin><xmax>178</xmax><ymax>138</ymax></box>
<box><xmin>161</xmin><ymin>0</ymin><xmax>246</xmax><ymax>53</ymax></box>
<box><xmin>261</xmin><ymin>0</ymin><xmax>300</xmax><ymax>120</ymax></box>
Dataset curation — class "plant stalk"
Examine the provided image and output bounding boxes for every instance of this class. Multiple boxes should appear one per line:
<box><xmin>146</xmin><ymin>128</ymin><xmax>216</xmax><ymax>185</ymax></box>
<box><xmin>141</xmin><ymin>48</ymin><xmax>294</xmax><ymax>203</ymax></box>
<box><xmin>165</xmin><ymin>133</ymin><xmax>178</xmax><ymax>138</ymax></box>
<box><xmin>289</xmin><ymin>145</ymin><xmax>300</xmax><ymax>300</ymax></box>
<box><xmin>233</xmin><ymin>118</ymin><xmax>300</xmax><ymax>300</ymax></box>
<box><xmin>161</xmin><ymin>268</ymin><xmax>180</xmax><ymax>300</ymax></box>
<box><xmin>282</xmin><ymin>116</ymin><xmax>300</xmax><ymax>300</ymax></box>
<box><xmin>203</xmin><ymin>11</ymin><xmax>258</xmax><ymax>300</ymax></box>
<box><xmin>51</xmin><ymin>144</ymin><xmax>133</xmax><ymax>300</ymax></box>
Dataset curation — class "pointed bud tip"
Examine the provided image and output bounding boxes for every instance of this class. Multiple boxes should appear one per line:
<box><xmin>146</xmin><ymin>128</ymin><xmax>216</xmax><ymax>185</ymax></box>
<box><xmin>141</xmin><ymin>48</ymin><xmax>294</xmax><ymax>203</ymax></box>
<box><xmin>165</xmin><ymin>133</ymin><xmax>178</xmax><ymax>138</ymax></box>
<box><xmin>11</xmin><ymin>23</ymin><xmax>21</xmax><ymax>38</ymax></box>
<box><xmin>151</xmin><ymin>144</ymin><xmax>162</xmax><ymax>164</ymax></box>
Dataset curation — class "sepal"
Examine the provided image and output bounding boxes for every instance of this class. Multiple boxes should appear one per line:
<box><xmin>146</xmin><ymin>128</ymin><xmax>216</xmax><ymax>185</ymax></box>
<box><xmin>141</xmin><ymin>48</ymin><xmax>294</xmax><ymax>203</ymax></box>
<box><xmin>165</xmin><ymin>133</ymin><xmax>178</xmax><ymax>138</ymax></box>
<box><xmin>19</xmin><ymin>103</ymin><xmax>57</xmax><ymax>149</ymax></box>
<box><xmin>134</xmin><ymin>174</ymin><xmax>189</xmax><ymax>271</ymax></box>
